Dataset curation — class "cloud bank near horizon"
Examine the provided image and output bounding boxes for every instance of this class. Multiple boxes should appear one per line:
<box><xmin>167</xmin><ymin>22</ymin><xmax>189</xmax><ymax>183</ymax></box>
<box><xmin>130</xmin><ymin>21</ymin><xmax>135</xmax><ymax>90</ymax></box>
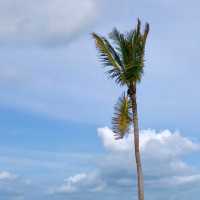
<box><xmin>1</xmin><ymin>127</ymin><xmax>200</xmax><ymax>200</ymax></box>
<box><xmin>51</xmin><ymin>127</ymin><xmax>200</xmax><ymax>200</ymax></box>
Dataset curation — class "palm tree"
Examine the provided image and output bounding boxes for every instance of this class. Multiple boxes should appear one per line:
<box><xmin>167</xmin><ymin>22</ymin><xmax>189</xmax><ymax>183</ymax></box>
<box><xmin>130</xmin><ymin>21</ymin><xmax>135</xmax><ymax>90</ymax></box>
<box><xmin>92</xmin><ymin>19</ymin><xmax>149</xmax><ymax>200</ymax></box>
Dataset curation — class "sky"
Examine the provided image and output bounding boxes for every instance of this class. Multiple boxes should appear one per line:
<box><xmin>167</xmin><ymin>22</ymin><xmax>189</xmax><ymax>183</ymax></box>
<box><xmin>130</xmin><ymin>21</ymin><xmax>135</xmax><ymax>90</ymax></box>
<box><xmin>0</xmin><ymin>0</ymin><xmax>200</xmax><ymax>199</ymax></box>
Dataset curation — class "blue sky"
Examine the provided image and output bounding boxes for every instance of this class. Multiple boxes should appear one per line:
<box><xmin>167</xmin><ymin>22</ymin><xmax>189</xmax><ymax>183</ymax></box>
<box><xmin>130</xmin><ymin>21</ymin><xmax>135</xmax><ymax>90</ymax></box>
<box><xmin>0</xmin><ymin>0</ymin><xmax>200</xmax><ymax>199</ymax></box>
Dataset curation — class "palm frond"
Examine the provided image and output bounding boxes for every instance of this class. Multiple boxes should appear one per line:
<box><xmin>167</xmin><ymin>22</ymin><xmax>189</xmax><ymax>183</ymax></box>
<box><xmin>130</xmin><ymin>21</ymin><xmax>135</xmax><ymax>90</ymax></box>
<box><xmin>112</xmin><ymin>93</ymin><xmax>132</xmax><ymax>139</ymax></box>
<box><xmin>92</xmin><ymin>33</ymin><xmax>126</xmax><ymax>85</ymax></box>
<box><xmin>109</xmin><ymin>28</ymin><xmax>132</xmax><ymax>70</ymax></box>
<box><xmin>109</xmin><ymin>28</ymin><xmax>125</xmax><ymax>52</ymax></box>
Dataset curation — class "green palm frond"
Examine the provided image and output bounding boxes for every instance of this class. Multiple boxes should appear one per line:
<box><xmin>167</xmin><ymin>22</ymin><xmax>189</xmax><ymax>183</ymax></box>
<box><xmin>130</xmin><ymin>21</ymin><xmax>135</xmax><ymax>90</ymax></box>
<box><xmin>112</xmin><ymin>93</ymin><xmax>132</xmax><ymax>139</ymax></box>
<box><xmin>109</xmin><ymin>28</ymin><xmax>131</xmax><ymax>70</ymax></box>
<box><xmin>92</xmin><ymin>33</ymin><xmax>127</xmax><ymax>85</ymax></box>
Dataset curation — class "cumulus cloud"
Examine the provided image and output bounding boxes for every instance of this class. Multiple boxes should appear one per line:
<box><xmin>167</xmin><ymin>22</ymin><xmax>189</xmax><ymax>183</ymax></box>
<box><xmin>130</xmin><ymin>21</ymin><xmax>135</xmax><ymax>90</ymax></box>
<box><xmin>97</xmin><ymin>127</ymin><xmax>200</xmax><ymax>188</ymax></box>
<box><xmin>98</xmin><ymin>127</ymin><xmax>199</xmax><ymax>157</ymax></box>
<box><xmin>0</xmin><ymin>0</ymin><xmax>98</xmax><ymax>46</ymax></box>
<box><xmin>98</xmin><ymin>127</ymin><xmax>131</xmax><ymax>152</ymax></box>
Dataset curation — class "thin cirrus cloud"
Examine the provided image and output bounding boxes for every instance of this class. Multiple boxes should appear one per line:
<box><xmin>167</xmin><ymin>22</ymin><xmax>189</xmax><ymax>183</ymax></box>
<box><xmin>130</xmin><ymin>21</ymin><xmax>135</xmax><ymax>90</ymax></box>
<box><xmin>0</xmin><ymin>0</ymin><xmax>99</xmax><ymax>46</ymax></box>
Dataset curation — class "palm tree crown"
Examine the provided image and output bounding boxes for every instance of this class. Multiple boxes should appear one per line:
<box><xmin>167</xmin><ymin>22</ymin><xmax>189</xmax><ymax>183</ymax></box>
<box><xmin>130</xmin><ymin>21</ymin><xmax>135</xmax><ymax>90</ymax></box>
<box><xmin>93</xmin><ymin>19</ymin><xmax>149</xmax><ymax>87</ymax></box>
<box><xmin>93</xmin><ymin>19</ymin><xmax>149</xmax><ymax>138</ymax></box>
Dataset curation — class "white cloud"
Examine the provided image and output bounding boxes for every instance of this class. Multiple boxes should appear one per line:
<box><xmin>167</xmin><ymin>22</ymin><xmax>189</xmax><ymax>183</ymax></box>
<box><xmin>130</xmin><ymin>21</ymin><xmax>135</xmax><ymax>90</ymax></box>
<box><xmin>98</xmin><ymin>127</ymin><xmax>199</xmax><ymax>158</ymax></box>
<box><xmin>0</xmin><ymin>0</ymin><xmax>98</xmax><ymax>46</ymax></box>
<box><xmin>140</xmin><ymin>129</ymin><xmax>199</xmax><ymax>159</ymax></box>
<box><xmin>174</xmin><ymin>174</ymin><xmax>200</xmax><ymax>185</ymax></box>
<box><xmin>51</xmin><ymin>172</ymin><xmax>106</xmax><ymax>194</ymax></box>
<box><xmin>60</xmin><ymin>173</ymin><xmax>87</xmax><ymax>193</ymax></box>
<box><xmin>146</xmin><ymin>174</ymin><xmax>200</xmax><ymax>188</ymax></box>
<box><xmin>50</xmin><ymin>127</ymin><xmax>200</xmax><ymax>198</ymax></box>
<box><xmin>97</xmin><ymin>127</ymin><xmax>200</xmax><ymax>188</ymax></box>
<box><xmin>0</xmin><ymin>171</ymin><xmax>16</xmax><ymax>181</ymax></box>
<box><xmin>98</xmin><ymin>127</ymin><xmax>131</xmax><ymax>152</ymax></box>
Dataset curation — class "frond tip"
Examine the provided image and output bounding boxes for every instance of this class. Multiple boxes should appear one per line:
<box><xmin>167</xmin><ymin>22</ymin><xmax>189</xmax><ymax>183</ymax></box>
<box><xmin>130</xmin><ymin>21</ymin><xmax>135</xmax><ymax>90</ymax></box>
<box><xmin>112</xmin><ymin>93</ymin><xmax>132</xmax><ymax>139</ymax></box>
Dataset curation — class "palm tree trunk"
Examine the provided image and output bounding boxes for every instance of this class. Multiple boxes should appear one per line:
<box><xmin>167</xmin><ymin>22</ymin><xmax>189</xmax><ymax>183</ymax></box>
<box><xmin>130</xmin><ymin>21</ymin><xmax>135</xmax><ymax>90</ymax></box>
<box><xmin>130</xmin><ymin>84</ymin><xmax>144</xmax><ymax>200</ymax></box>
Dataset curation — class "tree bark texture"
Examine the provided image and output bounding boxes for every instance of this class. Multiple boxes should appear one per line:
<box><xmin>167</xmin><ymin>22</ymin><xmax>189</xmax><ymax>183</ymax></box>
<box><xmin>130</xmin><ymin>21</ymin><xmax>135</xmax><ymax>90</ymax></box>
<box><xmin>130</xmin><ymin>84</ymin><xmax>144</xmax><ymax>200</ymax></box>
